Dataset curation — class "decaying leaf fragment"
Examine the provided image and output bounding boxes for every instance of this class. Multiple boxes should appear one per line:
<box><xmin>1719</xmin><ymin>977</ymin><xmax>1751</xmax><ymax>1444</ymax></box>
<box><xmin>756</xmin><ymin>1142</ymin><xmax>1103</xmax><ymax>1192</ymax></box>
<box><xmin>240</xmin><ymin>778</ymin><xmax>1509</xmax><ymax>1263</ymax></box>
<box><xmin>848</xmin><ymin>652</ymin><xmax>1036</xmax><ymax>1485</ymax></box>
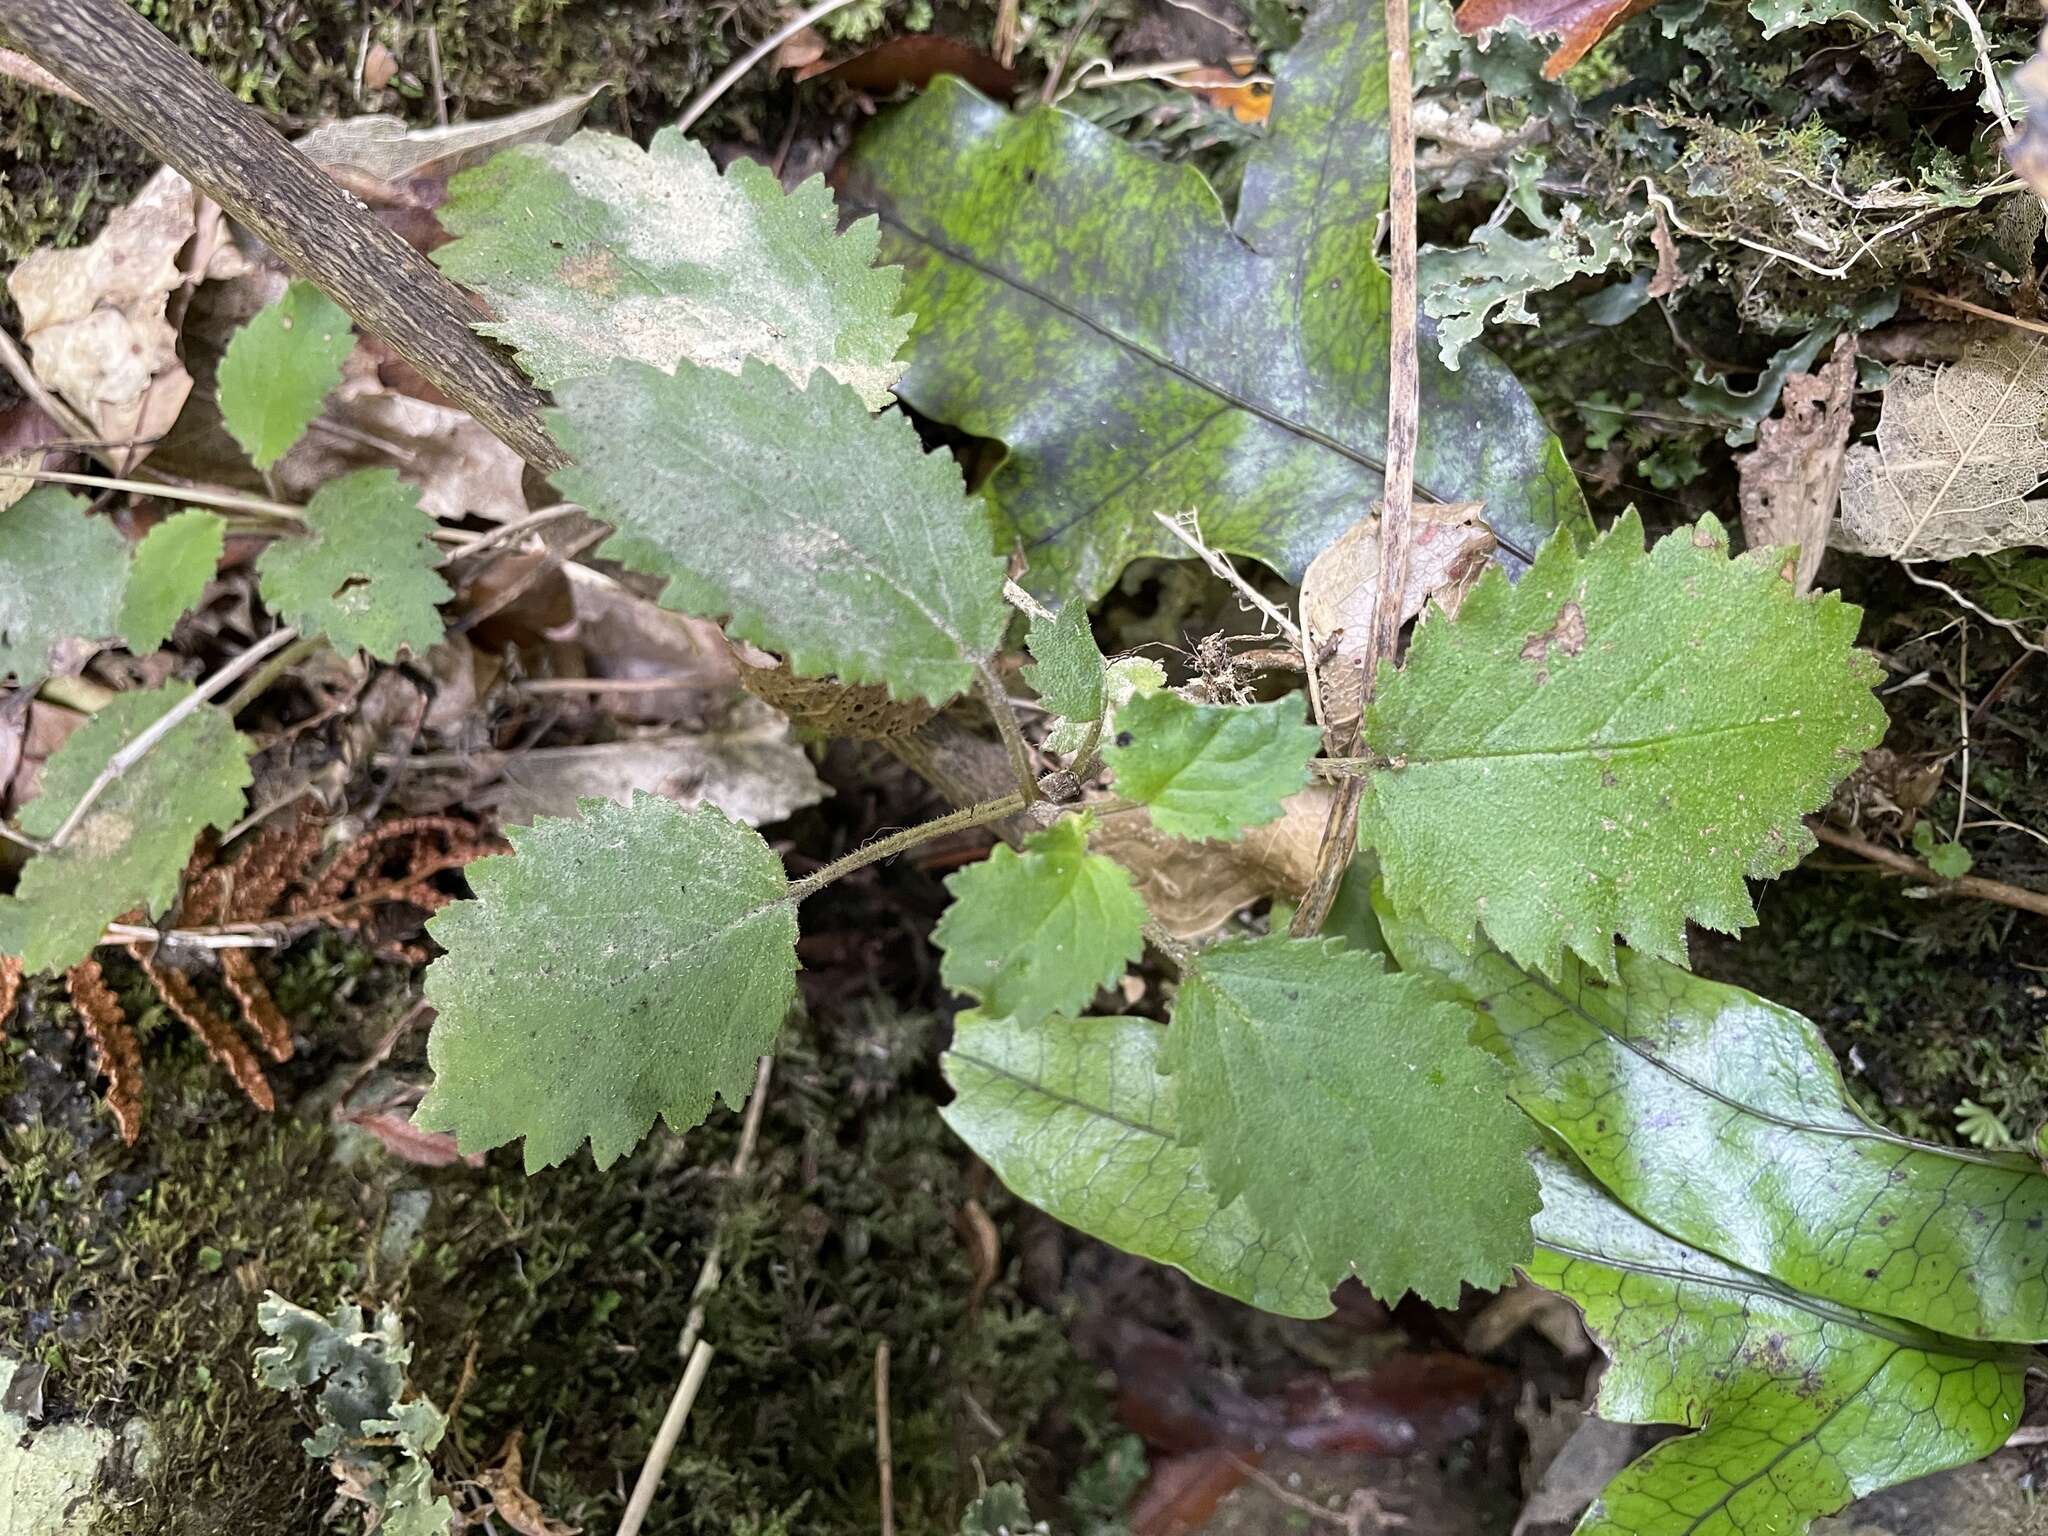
<box><xmin>1453</xmin><ymin>0</ymin><xmax>1665</xmax><ymax>80</ymax></box>
<box><xmin>1737</xmin><ymin>334</ymin><xmax>1856</xmax><ymax>595</ymax></box>
<box><xmin>6</xmin><ymin>169</ymin><xmax>199</xmax><ymax>468</ymax></box>
<box><xmin>2008</xmin><ymin>29</ymin><xmax>2048</xmax><ymax>198</ymax></box>
<box><xmin>1088</xmin><ymin>786</ymin><xmax>1335</xmax><ymax>938</ymax></box>
<box><xmin>1837</xmin><ymin>332</ymin><xmax>2048</xmax><ymax>560</ymax></box>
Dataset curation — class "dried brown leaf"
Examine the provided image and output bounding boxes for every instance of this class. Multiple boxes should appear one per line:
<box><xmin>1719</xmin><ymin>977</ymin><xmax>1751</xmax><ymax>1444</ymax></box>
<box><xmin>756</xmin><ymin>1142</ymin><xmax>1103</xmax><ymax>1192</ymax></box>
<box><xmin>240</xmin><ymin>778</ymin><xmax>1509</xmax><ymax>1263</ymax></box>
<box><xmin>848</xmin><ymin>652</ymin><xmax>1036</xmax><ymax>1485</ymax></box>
<box><xmin>1837</xmin><ymin>332</ymin><xmax>2048</xmax><ymax>559</ymax></box>
<box><xmin>1454</xmin><ymin>0</ymin><xmax>1665</xmax><ymax>79</ymax></box>
<box><xmin>0</xmin><ymin>954</ymin><xmax>20</xmax><ymax>1040</ymax></box>
<box><xmin>64</xmin><ymin>957</ymin><xmax>143</xmax><ymax>1143</ymax></box>
<box><xmin>1088</xmin><ymin>786</ymin><xmax>1335</xmax><ymax>938</ymax></box>
<box><xmin>473</xmin><ymin>1432</ymin><xmax>581</xmax><ymax>1536</ymax></box>
<box><xmin>1738</xmin><ymin>334</ymin><xmax>1855</xmax><ymax>596</ymax></box>
<box><xmin>293</xmin><ymin>90</ymin><xmax>601</xmax><ymax>185</ymax></box>
<box><xmin>2009</xmin><ymin>29</ymin><xmax>2048</xmax><ymax>200</ymax></box>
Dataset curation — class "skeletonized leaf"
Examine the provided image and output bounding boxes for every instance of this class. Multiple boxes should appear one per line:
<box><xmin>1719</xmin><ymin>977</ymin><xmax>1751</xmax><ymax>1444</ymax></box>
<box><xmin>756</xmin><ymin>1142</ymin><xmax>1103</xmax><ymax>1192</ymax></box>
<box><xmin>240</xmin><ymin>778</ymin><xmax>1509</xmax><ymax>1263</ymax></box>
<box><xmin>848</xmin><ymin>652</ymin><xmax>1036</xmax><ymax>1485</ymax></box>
<box><xmin>1359</xmin><ymin>512</ymin><xmax>1884</xmax><ymax>979</ymax></box>
<box><xmin>934</xmin><ymin>814</ymin><xmax>1146</xmax><ymax>1026</ymax></box>
<box><xmin>120</xmin><ymin>509</ymin><xmax>224</xmax><ymax>653</ymax></box>
<box><xmin>839</xmin><ymin>3</ymin><xmax>1588</xmax><ymax>599</ymax></box>
<box><xmin>255</xmin><ymin>469</ymin><xmax>451</xmax><ymax>660</ymax></box>
<box><xmin>0</xmin><ymin>487</ymin><xmax>128</xmax><ymax>684</ymax></box>
<box><xmin>548</xmin><ymin>360</ymin><xmax>1008</xmax><ymax>706</ymax></box>
<box><xmin>1528</xmin><ymin>1146</ymin><xmax>2024</xmax><ymax>1536</ymax></box>
<box><xmin>943</xmin><ymin>1010</ymin><xmax>1332</xmax><ymax>1318</ymax></box>
<box><xmin>216</xmin><ymin>281</ymin><xmax>356</xmax><ymax>470</ymax></box>
<box><xmin>1104</xmin><ymin>691</ymin><xmax>1321</xmax><ymax>842</ymax></box>
<box><xmin>1024</xmin><ymin>602</ymin><xmax>1106</xmax><ymax>724</ymax></box>
<box><xmin>418</xmin><ymin>793</ymin><xmax>798</xmax><ymax>1171</ymax></box>
<box><xmin>1836</xmin><ymin>333</ymin><xmax>2048</xmax><ymax>560</ymax></box>
<box><xmin>434</xmin><ymin>127</ymin><xmax>910</xmax><ymax>408</ymax></box>
<box><xmin>0</xmin><ymin>682</ymin><xmax>253</xmax><ymax>973</ymax></box>
<box><xmin>1164</xmin><ymin>932</ymin><xmax>1540</xmax><ymax>1304</ymax></box>
<box><xmin>1383</xmin><ymin>903</ymin><xmax>2048</xmax><ymax>1344</ymax></box>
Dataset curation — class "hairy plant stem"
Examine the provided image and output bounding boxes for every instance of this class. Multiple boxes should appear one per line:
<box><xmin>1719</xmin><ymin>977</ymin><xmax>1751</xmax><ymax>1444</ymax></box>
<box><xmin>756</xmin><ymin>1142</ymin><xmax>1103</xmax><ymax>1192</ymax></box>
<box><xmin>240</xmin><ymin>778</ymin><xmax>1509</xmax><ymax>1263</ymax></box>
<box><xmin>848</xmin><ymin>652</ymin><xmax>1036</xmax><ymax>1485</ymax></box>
<box><xmin>785</xmin><ymin>792</ymin><xmax>1029</xmax><ymax>903</ymax></box>
<box><xmin>978</xmin><ymin>660</ymin><xmax>1041</xmax><ymax>804</ymax></box>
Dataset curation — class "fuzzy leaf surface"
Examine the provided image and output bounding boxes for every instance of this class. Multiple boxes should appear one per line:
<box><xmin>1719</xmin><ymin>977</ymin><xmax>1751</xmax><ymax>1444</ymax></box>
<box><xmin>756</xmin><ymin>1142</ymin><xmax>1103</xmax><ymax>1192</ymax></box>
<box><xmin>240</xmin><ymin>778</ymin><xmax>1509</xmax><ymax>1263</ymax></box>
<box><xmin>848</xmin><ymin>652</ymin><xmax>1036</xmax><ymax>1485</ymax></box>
<box><xmin>839</xmin><ymin>3</ymin><xmax>1588</xmax><ymax>599</ymax></box>
<box><xmin>0</xmin><ymin>682</ymin><xmax>252</xmax><ymax>972</ymax></box>
<box><xmin>255</xmin><ymin>469</ymin><xmax>450</xmax><ymax>660</ymax></box>
<box><xmin>1164</xmin><ymin>932</ymin><xmax>1539</xmax><ymax>1303</ymax></box>
<box><xmin>217</xmin><ymin>281</ymin><xmax>355</xmax><ymax>469</ymax></box>
<box><xmin>1358</xmin><ymin>512</ymin><xmax>1884</xmax><ymax>979</ymax></box>
<box><xmin>1104</xmin><ymin>691</ymin><xmax>1321</xmax><ymax>842</ymax></box>
<box><xmin>934</xmin><ymin>815</ymin><xmax>1146</xmax><ymax>1025</ymax></box>
<box><xmin>0</xmin><ymin>488</ymin><xmax>128</xmax><ymax>684</ymax></box>
<box><xmin>1528</xmin><ymin>1147</ymin><xmax>2023</xmax><ymax>1536</ymax></box>
<box><xmin>1384</xmin><ymin>905</ymin><xmax>2048</xmax><ymax>1343</ymax></box>
<box><xmin>120</xmin><ymin>509</ymin><xmax>223</xmax><ymax>652</ymax></box>
<box><xmin>435</xmin><ymin>127</ymin><xmax>910</xmax><ymax>408</ymax></box>
<box><xmin>943</xmin><ymin>1010</ymin><xmax>1332</xmax><ymax>1318</ymax></box>
<box><xmin>549</xmin><ymin>360</ymin><xmax>1008</xmax><ymax>706</ymax></box>
<box><xmin>1024</xmin><ymin>602</ymin><xmax>1106</xmax><ymax>723</ymax></box>
<box><xmin>419</xmin><ymin>793</ymin><xmax>796</xmax><ymax>1171</ymax></box>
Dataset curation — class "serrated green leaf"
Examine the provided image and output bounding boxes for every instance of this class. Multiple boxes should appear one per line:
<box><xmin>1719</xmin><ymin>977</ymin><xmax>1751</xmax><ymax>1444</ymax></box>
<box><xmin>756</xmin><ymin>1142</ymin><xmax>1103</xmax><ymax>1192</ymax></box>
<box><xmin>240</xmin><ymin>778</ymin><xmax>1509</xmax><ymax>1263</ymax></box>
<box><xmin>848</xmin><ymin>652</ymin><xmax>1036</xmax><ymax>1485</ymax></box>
<box><xmin>1045</xmin><ymin>654</ymin><xmax>1162</xmax><ymax>756</ymax></box>
<box><xmin>934</xmin><ymin>815</ymin><xmax>1146</xmax><ymax>1025</ymax></box>
<box><xmin>1103</xmin><ymin>691</ymin><xmax>1320</xmax><ymax>842</ymax></box>
<box><xmin>0</xmin><ymin>682</ymin><xmax>253</xmax><ymax>972</ymax></box>
<box><xmin>547</xmin><ymin>359</ymin><xmax>1008</xmax><ymax>706</ymax></box>
<box><xmin>119</xmin><ymin>509</ymin><xmax>224</xmax><ymax>653</ymax></box>
<box><xmin>1023</xmin><ymin>602</ymin><xmax>1105</xmax><ymax>723</ymax></box>
<box><xmin>1163</xmin><ymin>932</ymin><xmax>1539</xmax><ymax>1304</ymax></box>
<box><xmin>1528</xmin><ymin>1146</ymin><xmax>2023</xmax><ymax>1536</ymax></box>
<box><xmin>944</xmin><ymin>1010</ymin><xmax>1331</xmax><ymax>1318</ymax></box>
<box><xmin>1358</xmin><ymin>511</ymin><xmax>1884</xmax><ymax>980</ymax></box>
<box><xmin>216</xmin><ymin>281</ymin><xmax>356</xmax><ymax>469</ymax></box>
<box><xmin>418</xmin><ymin>792</ymin><xmax>798</xmax><ymax>1171</ymax></box>
<box><xmin>0</xmin><ymin>488</ymin><xmax>128</xmax><ymax>685</ymax></box>
<box><xmin>254</xmin><ymin>468</ymin><xmax>451</xmax><ymax>660</ymax></box>
<box><xmin>839</xmin><ymin>3</ymin><xmax>1589</xmax><ymax>599</ymax></box>
<box><xmin>1381</xmin><ymin>903</ymin><xmax>2048</xmax><ymax>1344</ymax></box>
<box><xmin>434</xmin><ymin>126</ymin><xmax>910</xmax><ymax>408</ymax></box>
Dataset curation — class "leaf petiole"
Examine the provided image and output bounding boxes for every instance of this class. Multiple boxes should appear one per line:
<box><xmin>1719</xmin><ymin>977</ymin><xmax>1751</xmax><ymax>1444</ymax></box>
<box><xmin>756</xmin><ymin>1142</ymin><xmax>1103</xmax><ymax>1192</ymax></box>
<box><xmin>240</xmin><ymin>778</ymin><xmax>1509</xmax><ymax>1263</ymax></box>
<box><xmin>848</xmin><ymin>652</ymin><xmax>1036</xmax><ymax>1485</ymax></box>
<box><xmin>785</xmin><ymin>792</ymin><xmax>1029</xmax><ymax>904</ymax></box>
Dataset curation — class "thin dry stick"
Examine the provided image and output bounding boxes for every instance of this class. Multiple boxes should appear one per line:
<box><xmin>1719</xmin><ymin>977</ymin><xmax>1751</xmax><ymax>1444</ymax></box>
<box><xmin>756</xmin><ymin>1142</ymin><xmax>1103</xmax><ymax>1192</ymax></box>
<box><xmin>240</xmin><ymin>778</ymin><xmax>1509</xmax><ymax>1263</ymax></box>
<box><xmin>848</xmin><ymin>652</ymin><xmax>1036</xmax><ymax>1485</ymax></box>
<box><xmin>875</xmin><ymin>1340</ymin><xmax>895</xmax><ymax>1536</ymax></box>
<box><xmin>44</xmin><ymin>626</ymin><xmax>298</xmax><ymax>850</ymax></box>
<box><xmin>617</xmin><ymin>1056</ymin><xmax>776</xmax><ymax>1536</ymax></box>
<box><xmin>1291</xmin><ymin>0</ymin><xmax>1417</xmax><ymax>938</ymax></box>
<box><xmin>1807</xmin><ymin>819</ymin><xmax>2048</xmax><ymax>919</ymax></box>
<box><xmin>1905</xmin><ymin>285</ymin><xmax>2048</xmax><ymax>338</ymax></box>
<box><xmin>676</xmin><ymin>0</ymin><xmax>873</xmax><ymax>133</ymax></box>
<box><xmin>22</xmin><ymin>468</ymin><xmax>306</xmax><ymax>521</ymax></box>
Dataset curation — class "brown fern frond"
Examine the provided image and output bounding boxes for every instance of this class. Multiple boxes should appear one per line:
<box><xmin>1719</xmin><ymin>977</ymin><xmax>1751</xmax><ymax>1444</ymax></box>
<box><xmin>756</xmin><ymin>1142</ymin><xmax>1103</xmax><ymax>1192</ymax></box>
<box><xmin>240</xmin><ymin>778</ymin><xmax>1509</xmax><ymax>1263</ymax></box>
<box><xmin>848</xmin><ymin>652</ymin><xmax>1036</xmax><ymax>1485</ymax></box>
<box><xmin>221</xmin><ymin>947</ymin><xmax>293</xmax><ymax>1063</ymax></box>
<box><xmin>0</xmin><ymin>954</ymin><xmax>22</xmax><ymax>1039</ymax></box>
<box><xmin>130</xmin><ymin>945</ymin><xmax>275</xmax><ymax>1113</ymax></box>
<box><xmin>64</xmin><ymin>959</ymin><xmax>144</xmax><ymax>1144</ymax></box>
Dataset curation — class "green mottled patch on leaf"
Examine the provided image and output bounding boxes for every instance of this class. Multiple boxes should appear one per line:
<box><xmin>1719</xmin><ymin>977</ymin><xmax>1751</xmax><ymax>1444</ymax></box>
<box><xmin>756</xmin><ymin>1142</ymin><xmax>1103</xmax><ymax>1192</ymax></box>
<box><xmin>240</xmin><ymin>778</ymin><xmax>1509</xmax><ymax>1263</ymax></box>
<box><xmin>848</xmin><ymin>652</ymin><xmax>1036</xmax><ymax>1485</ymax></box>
<box><xmin>419</xmin><ymin>793</ymin><xmax>798</xmax><ymax>1171</ymax></box>
<box><xmin>120</xmin><ymin>509</ymin><xmax>223</xmax><ymax>653</ymax></box>
<box><xmin>943</xmin><ymin>1010</ymin><xmax>1332</xmax><ymax>1318</ymax></box>
<box><xmin>1164</xmin><ymin>932</ymin><xmax>1539</xmax><ymax>1304</ymax></box>
<box><xmin>1359</xmin><ymin>510</ymin><xmax>1885</xmax><ymax>979</ymax></box>
<box><xmin>840</xmin><ymin>3</ymin><xmax>1589</xmax><ymax>598</ymax></box>
<box><xmin>934</xmin><ymin>814</ymin><xmax>1146</xmax><ymax>1026</ymax></box>
<box><xmin>1383</xmin><ymin>903</ymin><xmax>2048</xmax><ymax>1343</ymax></box>
<box><xmin>548</xmin><ymin>359</ymin><xmax>1008</xmax><ymax>706</ymax></box>
<box><xmin>254</xmin><ymin>469</ymin><xmax>450</xmax><ymax>661</ymax></box>
<box><xmin>1104</xmin><ymin>691</ymin><xmax>1320</xmax><ymax>842</ymax></box>
<box><xmin>1529</xmin><ymin>1146</ymin><xmax>2023</xmax><ymax>1536</ymax></box>
<box><xmin>216</xmin><ymin>281</ymin><xmax>356</xmax><ymax>469</ymax></box>
<box><xmin>0</xmin><ymin>488</ymin><xmax>127</xmax><ymax>685</ymax></box>
<box><xmin>0</xmin><ymin>682</ymin><xmax>252</xmax><ymax>973</ymax></box>
<box><xmin>434</xmin><ymin>127</ymin><xmax>910</xmax><ymax>408</ymax></box>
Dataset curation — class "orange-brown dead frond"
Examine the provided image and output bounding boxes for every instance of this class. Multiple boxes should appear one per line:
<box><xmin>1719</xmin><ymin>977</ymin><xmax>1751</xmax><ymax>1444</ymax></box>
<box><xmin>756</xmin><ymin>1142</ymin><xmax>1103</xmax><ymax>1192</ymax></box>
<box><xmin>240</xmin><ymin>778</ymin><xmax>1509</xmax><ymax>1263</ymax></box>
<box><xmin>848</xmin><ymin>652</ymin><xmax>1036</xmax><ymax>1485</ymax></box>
<box><xmin>128</xmin><ymin>943</ymin><xmax>275</xmax><ymax>1113</ymax></box>
<box><xmin>0</xmin><ymin>954</ymin><xmax>21</xmax><ymax>1039</ymax></box>
<box><xmin>64</xmin><ymin>958</ymin><xmax>144</xmax><ymax>1144</ymax></box>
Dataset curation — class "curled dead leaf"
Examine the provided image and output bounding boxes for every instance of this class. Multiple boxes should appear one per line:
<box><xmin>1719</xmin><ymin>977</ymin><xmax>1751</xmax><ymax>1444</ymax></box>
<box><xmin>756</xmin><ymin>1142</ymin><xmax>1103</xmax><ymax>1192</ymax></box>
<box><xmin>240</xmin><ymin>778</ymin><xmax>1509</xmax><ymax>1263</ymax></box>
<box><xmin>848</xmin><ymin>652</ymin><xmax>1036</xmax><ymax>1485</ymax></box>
<box><xmin>1737</xmin><ymin>335</ymin><xmax>1855</xmax><ymax>596</ymax></box>
<box><xmin>1089</xmin><ymin>786</ymin><xmax>1334</xmax><ymax>938</ymax></box>
<box><xmin>1453</xmin><ymin>0</ymin><xmax>1664</xmax><ymax>79</ymax></box>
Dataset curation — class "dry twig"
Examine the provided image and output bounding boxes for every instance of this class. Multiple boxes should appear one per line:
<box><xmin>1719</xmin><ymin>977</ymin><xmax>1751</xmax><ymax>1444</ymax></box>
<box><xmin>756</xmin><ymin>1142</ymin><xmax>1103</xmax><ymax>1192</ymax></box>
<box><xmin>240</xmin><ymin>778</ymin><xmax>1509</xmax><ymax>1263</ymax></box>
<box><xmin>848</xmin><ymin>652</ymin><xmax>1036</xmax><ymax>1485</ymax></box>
<box><xmin>1807</xmin><ymin>818</ymin><xmax>2048</xmax><ymax>919</ymax></box>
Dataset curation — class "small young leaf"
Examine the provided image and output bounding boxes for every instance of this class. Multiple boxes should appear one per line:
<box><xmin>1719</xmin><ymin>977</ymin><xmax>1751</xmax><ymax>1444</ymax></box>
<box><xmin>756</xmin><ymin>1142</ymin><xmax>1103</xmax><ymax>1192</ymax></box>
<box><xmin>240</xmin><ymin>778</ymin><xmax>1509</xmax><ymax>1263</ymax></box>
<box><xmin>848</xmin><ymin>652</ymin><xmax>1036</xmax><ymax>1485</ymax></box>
<box><xmin>1023</xmin><ymin>601</ymin><xmax>1106</xmax><ymax>724</ymax></box>
<box><xmin>1104</xmin><ymin>691</ymin><xmax>1321</xmax><ymax>841</ymax></box>
<box><xmin>434</xmin><ymin>127</ymin><xmax>910</xmax><ymax>408</ymax></box>
<box><xmin>944</xmin><ymin>1011</ymin><xmax>1331</xmax><ymax>1318</ymax></box>
<box><xmin>934</xmin><ymin>815</ymin><xmax>1146</xmax><ymax>1026</ymax></box>
<box><xmin>418</xmin><ymin>793</ymin><xmax>799</xmax><ymax>1171</ymax></box>
<box><xmin>1382</xmin><ymin>902</ymin><xmax>2048</xmax><ymax>1343</ymax></box>
<box><xmin>216</xmin><ymin>281</ymin><xmax>356</xmax><ymax>470</ymax></box>
<box><xmin>548</xmin><ymin>360</ymin><xmax>1009</xmax><ymax>706</ymax></box>
<box><xmin>1044</xmin><ymin>654</ymin><xmax>1163</xmax><ymax>756</ymax></box>
<box><xmin>255</xmin><ymin>468</ymin><xmax>451</xmax><ymax>660</ymax></box>
<box><xmin>1359</xmin><ymin>510</ymin><xmax>1884</xmax><ymax>979</ymax></box>
<box><xmin>119</xmin><ymin>509</ymin><xmax>224</xmax><ymax>653</ymax></box>
<box><xmin>1528</xmin><ymin>1146</ymin><xmax>2024</xmax><ymax>1536</ymax></box>
<box><xmin>0</xmin><ymin>682</ymin><xmax>253</xmax><ymax>973</ymax></box>
<box><xmin>1163</xmin><ymin>932</ymin><xmax>1539</xmax><ymax>1304</ymax></box>
<box><xmin>0</xmin><ymin>488</ymin><xmax>128</xmax><ymax>684</ymax></box>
